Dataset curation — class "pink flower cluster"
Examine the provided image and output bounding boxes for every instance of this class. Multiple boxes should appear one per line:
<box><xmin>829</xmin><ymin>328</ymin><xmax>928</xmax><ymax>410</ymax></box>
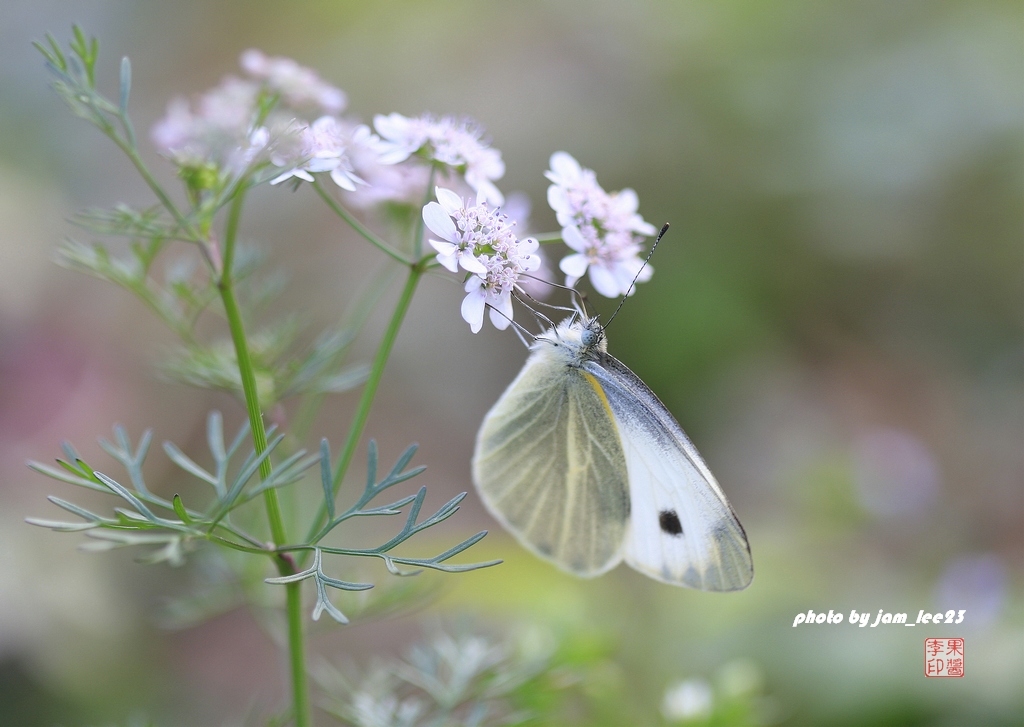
<box><xmin>423</xmin><ymin>188</ymin><xmax>541</xmax><ymax>333</ymax></box>
<box><xmin>546</xmin><ymin>152</ymin><xmax>657</xmax><ymax>297</ymax></box>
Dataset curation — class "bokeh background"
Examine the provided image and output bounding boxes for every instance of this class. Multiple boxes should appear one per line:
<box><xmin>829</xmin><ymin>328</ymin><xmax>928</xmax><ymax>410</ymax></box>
<box><xmin>1</xmin><ymin>1</ymin><xmax>1021</xmax><ymax>725</ymax></box>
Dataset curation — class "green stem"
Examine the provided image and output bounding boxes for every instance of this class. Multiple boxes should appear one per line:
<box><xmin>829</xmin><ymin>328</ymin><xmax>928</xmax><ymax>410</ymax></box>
<box><xmin>312</xmin><ymin>181</ymin><xmax>411</xmax><ymax>265</ymax></box>
<box><xmin>285</xmin><ymin>579</ymin><xmax>309</xmax><ymax>726</ymax></box>
<box><xmin>206</xmin><ymin>535</ymin><xmax>270</xmax><ymax>554</ymax></box>
<box><xmin>303</xmin><ymin>262</ymin><xmax>425</xmax><ymax>547</ymax></box>
<box><xmin>107</xmin><ymin>130</ymin><xmax>202</xmax><ymax>244</ymax></box>
<box><xmin>291</xmin><ymin>262</ymin><xmax>400</xmax><ymax>443</ymax></box>
<box><xmin>69</xmin><ymin>63</ymin><xmax>311</xmax><ymax>722</ymax></box>
<box><xmin>414</xmin><ymin>166</ymin><xmax>437</xmax><ymax>259</ymax></box>
<box><xmin>532</xmin><ymin>231</ymin><xmax>565</xmax><ymax>244</ymax></box>
<box><xmin>218</xmin><ymin>191</ymin><xmax>310</xmax><ymax>727</ymax></box>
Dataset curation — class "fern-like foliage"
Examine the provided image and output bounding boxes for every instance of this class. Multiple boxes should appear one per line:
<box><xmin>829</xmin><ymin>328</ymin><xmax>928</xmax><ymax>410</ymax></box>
<box><xmin>26</xmin><ymin>413</ymin><xmax>314</xmax><ymax>565</ymax></box>
<box><xmin>317</xmin><ymin>628</ymin><xmax>557</xmax><ymax>727</ymax></box>
<box><xmin>28</xmin><ymin>413</ymin><xmax>499</xmax><ymax>622</ymax></box>
<box><xmin>269</xmin><ymin>439</ymin><xmax>500</xmax><ymax>622</ymax></box>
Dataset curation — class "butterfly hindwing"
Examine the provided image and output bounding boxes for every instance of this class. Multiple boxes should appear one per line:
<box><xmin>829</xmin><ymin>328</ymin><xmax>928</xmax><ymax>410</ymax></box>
<box><xmin>586</xmin><ymin>355</ymin><xmax>753</xmax><ymax>591</ymax></box>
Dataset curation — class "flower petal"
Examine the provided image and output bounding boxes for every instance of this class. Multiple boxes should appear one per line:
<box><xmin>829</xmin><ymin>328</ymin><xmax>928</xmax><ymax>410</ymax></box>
<box><xmin>429</xmin><ymin>241</ymin><xmax>460</xmax><ymax>273</ymax></box>
<box><xmin>459</xmin><ymin>254</ymin><xmax>488</xmax><ymax>275</ymax></box>
<box><xmin>559</xmin><ymin>253</ymin><xmax>590</xmax><ymax>279</ymax></box>
<box><xmin>473</xmin><ymin>179</ymin><xmax>505</xmax><ymax>207</ymax></box>
<box><xmin>270</xmin><ymin>169</ymin><xmax>315</xmax><ymax>185</ymax></box>
<box><xmin>373</xmin><ymin>112</ymin><xmax>408</xmax><ymax>140</ymax></box>
<box><xmin>609</xmin><ymin>263</ymin><xmax>640</xmax><ymax>296</ymax></box>
<box><xmin>610</xmin><ymin>188</ymin><xmax>640</xmax><ymax>215</ymax></box>
<box><xmin>561</xmin><ymin>225</ymin><xmax>589</xmax><ymax>253</ymax></box>
<box><xmin>546</xmin><ymin>151</ymin><xmax>581</xmax><ymax>185</ymax></box>
<box><xmin>429</xmin><ymin>238</ymin><xmax>457</xmax><ymax>255</ymax></box>
<box><xmin>434</xmin><ymin>187</ymin><xmax>464</xmax><ymax>216</ymax></box>
<box><xmin>308</xmin><ymin>156</ymin><xmax>340</xmax><ymax>173</ymax></box>
<box><xmin>329</xmin><ymin>168</ymin><xmax>357</xmax><ymax>191</ymax></box>
<box><xmin>422</xmin><ymin>201</ymin><xmax>457</xmax><ymax>241</ymax></box>
<box><xmin>589</xmin><ymin>264</ymin><xmax>624</xmax><ymax>298</ymax></box>
<box><xmin>547</xmin><ymin>185</ymin><xmax>569</xmax><ymax>218</ymax></box>
<box><xmin>461</xmin><ymin>287</ymin><xmax>486</xmax><ymax>334</ymax></box>
<box><xmin>375</xmin><ymin>146</ymin><xmax>413</xmax><ymax>165</ymax></box>
<box><xmin>617</xmin><ymin>256</ymin><xmax>653</xmax><ymax>286</ymax></box>
<box><xmin>488</xmin><ymin>290</ymin><xmax>514</xmax><ymax>330</ymax></box>
<box><xmin>518</xmin><ymin>236</ymin><xmax>539</xmax><ymax>255</ymax></box>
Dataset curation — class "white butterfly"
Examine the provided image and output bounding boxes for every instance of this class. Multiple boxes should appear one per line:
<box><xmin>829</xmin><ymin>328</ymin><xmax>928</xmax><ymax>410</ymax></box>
<box><xmin>472</xmin><ymin>314</ymin><xmax>753</xmax><ymax>590</ymax></box>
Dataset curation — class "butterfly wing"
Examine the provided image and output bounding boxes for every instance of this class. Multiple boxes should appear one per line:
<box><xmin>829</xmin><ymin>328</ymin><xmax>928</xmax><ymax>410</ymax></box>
<box><xmin>586</xmin><ymin>355</ymin><xmax>753</xmax><ymax>591</ymax></box>
<box><xmin>473</xmin><ymin>348</ymin><xmax>631</xmax><ymax>576</ymax></box>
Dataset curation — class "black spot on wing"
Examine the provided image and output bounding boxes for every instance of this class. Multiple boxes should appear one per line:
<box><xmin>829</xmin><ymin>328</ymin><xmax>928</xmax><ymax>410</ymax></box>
<box><xmin>659</xmin><ymin>510</ymin><xmax>683</xmax><ymax>537</ymax></box>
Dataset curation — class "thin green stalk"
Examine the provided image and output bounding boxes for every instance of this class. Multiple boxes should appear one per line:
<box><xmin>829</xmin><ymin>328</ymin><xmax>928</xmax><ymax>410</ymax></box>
<box><xmin>207</xmin><ymin>521</ymin><xmax>267</xmax><ymax>549</ymax></box>
<box><xmin>303</xmin><ymin>262</ymin><xmax>425</xmax><ymax>547</ymax></box>
<box><xmin>219</xmin><ymin>191</ymin><xmax>310</xmax><ymax>727</ymax></box>
<box><xmin>533</xmin><ymin>231</ymin><xmax>565</xmax><ymax>244</ymax></box>
<box><xmin>414</xmin><ymin>166</ymin><xmax>437</xmax><ymax>259</ymax></box>
<box><xmin>285</xmin><ymin>580</ymin><xmax>309</xmax><ymax>726</ymax></box>
<box><xmin>332</xmin><ymin>263</ymin><xmax>422</xmax><ymax>492</ymax></box>
<box><xmin>206</xmin><ymin>535</ymin><xmax>271</xmax><ymax>554</ymax></box>
<box><xmin>109</xmin><ymin>130</ymin><xmax>202</xmax><ymax>244</ymax></box>
<box><xmin>219</xmin><ymin>194</ymin><xmax>280</xmax><ymax>514</ymax></box>
<box><xmin>291</xmin><ymin>262</ymin><xmax>400</xmax><ymax>442</ymax></box>
<box><xmin>312</xmin><ymin>181</ymin><xmax>411</xmax><ymax>265</ymax></box>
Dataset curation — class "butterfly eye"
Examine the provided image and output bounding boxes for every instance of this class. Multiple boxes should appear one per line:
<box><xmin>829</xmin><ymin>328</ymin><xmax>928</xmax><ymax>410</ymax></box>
<box><xmin>581</xmin><ymin>329</ymin><xmax>599</xmax><ymax>347</ymax></box>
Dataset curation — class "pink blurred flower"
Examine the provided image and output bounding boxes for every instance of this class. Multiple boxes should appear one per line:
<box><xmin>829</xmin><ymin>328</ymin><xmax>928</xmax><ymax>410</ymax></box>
<box><xmin>545</xmin><ymin>151</ymin><xmax>656</xmax><ymax>297</ymax></box>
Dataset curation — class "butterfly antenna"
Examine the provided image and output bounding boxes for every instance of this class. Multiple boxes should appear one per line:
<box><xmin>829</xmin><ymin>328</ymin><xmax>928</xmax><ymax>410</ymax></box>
<box><xmin>512</xmin><ymin>290</ymin><xmax>558</xmax><ymax>332</ymax></box>
<box><xmin>514</xmin><ymin>280</ymin><xmax>579</xmax><ymax>316</ymax></box>
<box><xmin>573</xmin><ymin>290</ymin><xmax>590</xmax><ymax>320</ymax></box>
<box><xmin>603</xmin><ymin>222</ymin><xmax>669</xmax><ymax>330</ymax></box>
<box><xmin>518</xmin><ymin>273</ymin><xmax>589</xmax><ymax>313</ymax></box>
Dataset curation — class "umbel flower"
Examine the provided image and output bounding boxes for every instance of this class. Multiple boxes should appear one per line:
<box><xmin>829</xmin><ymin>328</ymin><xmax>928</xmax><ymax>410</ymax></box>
<box><xmin>375</xmin><ymin>113</ymin><xmax>506</xmax><ymax>206</ymax></box>
<box><xmin>423</xmin><ymin>187</ymin><xmax>541</xmax><ymax>333</ymax></box>
<box><xmin>151</xmin><ymin>50</ymin><xmax>347</xmax><ymax>178</ymax></box>
<box><xmin>270</xmin><ymin>116</ymin><xmax>379</xmax><ymax>191</ymax></box>
<box><xmin>546</xmin><ymin>151</ymin><xmax>657</xmax><ymax>298</ymax></box>
<box><xmin>239</xmin><ymin>49</ymin><xmax>346</xmax><ymax>114</ymax></box>
<box><xmin>151</xmin><ymin>76</ymin><xmax>269</xmax><ymax>174</ymax></box>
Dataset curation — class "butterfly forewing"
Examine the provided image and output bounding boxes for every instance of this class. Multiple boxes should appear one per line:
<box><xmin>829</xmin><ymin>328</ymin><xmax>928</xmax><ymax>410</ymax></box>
<box><xmin>586</xmin><ymin>355</ymin><xmax>753</xmax><ymax>591</ymax></box>
<box><xmin>473</xmin><ymin>348</ymin><xmax>630</xmax><ymax>576</ymax></box>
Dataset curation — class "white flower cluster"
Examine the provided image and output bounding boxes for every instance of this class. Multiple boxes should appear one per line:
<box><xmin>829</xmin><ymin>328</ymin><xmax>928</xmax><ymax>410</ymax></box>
<box><xmin>374</xmin><ymin>113</ymin><xmax>506</xmax><ymax>206</ymax></box>
<box><xmin>546</xmin><ymin>151</ymin><xmax>657</xmax><ymax>298</ymax></box>
<box><xmin>151</xmin><ymin>52</ymin><xmax>659</xmax><ymax>336</ymax></box>
<box><xmin>149</xmin><ymin>55</ymin><xmax>510</xmax><ymax>214</ymax></box>
<box><xmin>151</xmin><ymin>77</ymin><xmax>269</xmax><ymax>173</ymax></box>
<box><xmin>151</xmin><ymin>52</ymin><xmax>346</xmax><ymax>176</ymax></box>
<box><xmin>661</xmin><ymin>678</ymin><xmax>713</xmax><ymax>722</ymax></box>
<box><xmin>423</xmin><ymin>188</ymin><xmax>541</xmax><ymax>333</ymax></box>
<box><xmin>422</xmin><ymin>152</ymin><xmax>658</xmax><ymax>333</ymax></box>
<box><xmin>240</xmin><ymin>49</ymin><xmax>346</xmax><ymax>114</ymax></box>
<box><xmin>269</xmin><ymin>117</ymin><xmax>377</xmax><ymax>191</ymax></box>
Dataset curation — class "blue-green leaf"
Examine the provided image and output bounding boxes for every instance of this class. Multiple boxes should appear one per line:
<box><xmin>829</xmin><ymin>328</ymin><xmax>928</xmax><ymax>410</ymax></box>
<box><xmin>321</xmin><ymin>439</ymin><xmax>334</xmax><ymax>520</ymax></box>
<box><xmin>163</xmin><ymin>441</ymin><xmax>217</xmax><ymax>487</ymax></box>
<box><xmin>118</xmin><ymin>56</ymin><xmax>130</xmax><ymax>114</ymax></box>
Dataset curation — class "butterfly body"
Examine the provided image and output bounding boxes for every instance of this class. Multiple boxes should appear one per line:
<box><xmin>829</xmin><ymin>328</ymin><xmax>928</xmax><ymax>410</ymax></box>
<box><xmin>472</xmin><ymin>315</ymin><xmax>753</xmax><ymax>590</ymax></box>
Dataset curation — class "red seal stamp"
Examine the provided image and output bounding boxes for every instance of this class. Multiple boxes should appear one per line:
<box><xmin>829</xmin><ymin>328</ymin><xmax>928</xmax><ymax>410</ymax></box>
<box><xmin>925</xmin><ymin>638</ymin><xmax>964</xmax><ymax>677</ymax></box>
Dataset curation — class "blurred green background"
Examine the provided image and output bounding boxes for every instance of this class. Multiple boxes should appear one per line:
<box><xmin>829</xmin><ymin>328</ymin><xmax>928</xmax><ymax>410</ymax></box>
<box><xmin>0</xmin><ymin>1</ymin><xmax>1020</xmax><ymax>725</ymax></box>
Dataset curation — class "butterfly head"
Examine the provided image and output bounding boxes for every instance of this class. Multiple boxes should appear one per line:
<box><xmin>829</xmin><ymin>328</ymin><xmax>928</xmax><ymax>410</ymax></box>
<box><xmin>534</xmin><ymin>315</ymin><xmax>607</xmax><ymax>363</ymax></box>
<box><xmin>579</xmin><ymin>316</ymin><xmax>605</xmax><ymax>350</ymax></box>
